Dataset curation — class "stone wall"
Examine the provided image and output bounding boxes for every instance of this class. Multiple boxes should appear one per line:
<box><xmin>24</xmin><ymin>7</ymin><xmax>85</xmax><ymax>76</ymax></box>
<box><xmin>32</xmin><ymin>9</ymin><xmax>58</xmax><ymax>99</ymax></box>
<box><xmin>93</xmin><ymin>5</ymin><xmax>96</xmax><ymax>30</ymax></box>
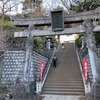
<box><xmin>82</xmin><ymin>47</ymin><xmax>100</xmax><ymax>84</ymax></box>
<box><xmin>83</xmin><ymin>54</ymin><xmax>93</xmax><ymax>83</ymax></box>
<box><xmin>0</xmin><ymin>50</ymin><xmax>48</xmax><ymax>87</ymax></box>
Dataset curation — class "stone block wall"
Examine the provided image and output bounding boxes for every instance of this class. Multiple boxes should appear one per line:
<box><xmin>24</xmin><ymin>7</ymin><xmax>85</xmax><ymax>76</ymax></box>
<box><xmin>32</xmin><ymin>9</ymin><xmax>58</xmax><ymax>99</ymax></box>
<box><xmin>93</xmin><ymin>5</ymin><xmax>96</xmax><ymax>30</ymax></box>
<box><xmin>83</xmin><ymin>47</ymin><xmax>100</xmax><ymax>84</ymax></box>
<box><xmin>97</xmin><ymin>48</ymin><xmax>100</xmax><ymax>61</ymax></box>
<box><xmin>1</xmin><ymin>51</ymin><xmax>25</xmax><ymax>87</ymax></box>
<box><xmin>0</xmin><ymin>51</ymin><xmax>48</xmax><ymax>87</ymax></box>
<box><xmin>32</xmin><ymin>51</ymin><xmax>48</xmax><ymax>82</ymax></box>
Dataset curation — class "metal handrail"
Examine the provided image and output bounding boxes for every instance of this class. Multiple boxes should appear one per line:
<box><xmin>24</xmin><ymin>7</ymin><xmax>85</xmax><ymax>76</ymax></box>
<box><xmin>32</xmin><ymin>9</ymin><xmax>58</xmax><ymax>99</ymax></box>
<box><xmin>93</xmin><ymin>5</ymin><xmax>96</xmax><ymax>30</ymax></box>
<box><xmin>76</xmin><ymin>47</ymin><xmax>92</xmax><ymax>94</ymax></box>
<box><xmin>41</xmin><ymin>47</ymin><xmax>56</xmax><ymax>89</ymax></box>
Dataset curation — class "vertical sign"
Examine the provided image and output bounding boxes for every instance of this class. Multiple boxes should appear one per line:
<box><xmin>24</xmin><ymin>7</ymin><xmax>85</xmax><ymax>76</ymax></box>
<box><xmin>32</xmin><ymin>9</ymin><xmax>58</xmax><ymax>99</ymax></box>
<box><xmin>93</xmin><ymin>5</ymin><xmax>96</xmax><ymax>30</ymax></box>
<box><xmin>51</xmin><ymin>10</ymin><xmax>64</xmax><ymax>31</ymax></box>
<box><xmin>40</xmin><ymin>62</ymin><xmax>45</xmax><ymax>82</ymax></box>
<box><xmin>83</xmin><ymin>60</ymin><xmax>88</xmax><ymax>83</ymax></box>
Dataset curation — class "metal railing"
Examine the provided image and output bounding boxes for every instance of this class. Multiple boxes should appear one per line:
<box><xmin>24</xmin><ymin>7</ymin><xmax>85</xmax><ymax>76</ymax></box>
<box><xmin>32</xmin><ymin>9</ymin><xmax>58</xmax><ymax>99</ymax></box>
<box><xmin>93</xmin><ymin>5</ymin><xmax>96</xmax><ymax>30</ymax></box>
<box><xmin>75</xmin><ymin>46</ymin><xmax>91</xmax><ymax>94</ymax></box>
<box><xmin>41</xmin><ymin>47</ymin><xmax>56</xmax><ymax>89</ymax></box>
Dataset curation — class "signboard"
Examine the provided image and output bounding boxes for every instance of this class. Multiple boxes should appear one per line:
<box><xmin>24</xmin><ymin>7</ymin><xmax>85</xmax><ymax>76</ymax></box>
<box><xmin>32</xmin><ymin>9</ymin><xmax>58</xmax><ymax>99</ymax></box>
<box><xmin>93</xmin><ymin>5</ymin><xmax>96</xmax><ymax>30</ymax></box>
<box><xmin>83</xmin><ymin>60</ymin><xmax>88</xmax><ymax>83</ymax></box>
<box><xmin>51</xmin><ymin>10</ymin><xmax>64</xmax><ymax>31</ymax></box>
<box><xmin>40</xmin><ymin>62</ymin><xmax>45</xmax><ymax>82</ymax></box>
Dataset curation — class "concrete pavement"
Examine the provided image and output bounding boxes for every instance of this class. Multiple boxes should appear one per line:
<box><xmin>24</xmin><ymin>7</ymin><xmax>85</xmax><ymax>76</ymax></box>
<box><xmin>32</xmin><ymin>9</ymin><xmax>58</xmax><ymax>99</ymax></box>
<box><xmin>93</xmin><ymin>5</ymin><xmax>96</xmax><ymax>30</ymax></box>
<box><xmin>40</xmin><ymin>95</ymin><xmax>82</xmax><ymax>100</ymax></box>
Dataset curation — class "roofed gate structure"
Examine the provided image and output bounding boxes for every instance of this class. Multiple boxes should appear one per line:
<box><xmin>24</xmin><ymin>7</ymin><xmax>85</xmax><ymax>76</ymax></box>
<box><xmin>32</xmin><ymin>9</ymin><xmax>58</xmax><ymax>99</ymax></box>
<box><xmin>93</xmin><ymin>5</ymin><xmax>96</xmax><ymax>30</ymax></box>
<box><xmin>5</xmin><ymin>8</ymin><xmax>100</xmax><ymax>99</ymax></box>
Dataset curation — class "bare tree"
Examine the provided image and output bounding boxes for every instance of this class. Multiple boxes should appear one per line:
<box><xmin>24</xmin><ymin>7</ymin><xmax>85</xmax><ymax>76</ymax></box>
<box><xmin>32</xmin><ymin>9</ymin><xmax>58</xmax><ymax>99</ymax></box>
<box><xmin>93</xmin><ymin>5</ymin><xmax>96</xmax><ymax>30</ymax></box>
<box><xmin>0</xmin><ymin>0</ymin><xmax>20</xmax><ymax>33</ymax></box>
<box><xmin>58</xmin><ymin>0</ymin><xmax>72</xmax><ymax>13</ymax></box>
<box><xmin>42</xmin><ymin>0</ymin><xmax>53</xmax><ymax>11</ymax></box>
<box><xmin>0</xmin><ymin>0</ymin><xmax>20</xmax><ymax>50</ymax></box>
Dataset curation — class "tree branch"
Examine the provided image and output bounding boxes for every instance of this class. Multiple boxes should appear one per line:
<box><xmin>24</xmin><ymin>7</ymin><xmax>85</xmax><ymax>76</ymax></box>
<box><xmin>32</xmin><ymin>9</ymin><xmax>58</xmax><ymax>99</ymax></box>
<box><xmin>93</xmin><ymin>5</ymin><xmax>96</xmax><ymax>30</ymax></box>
<box><xmin>43</xmin><ymin>0</ymin><xmax>53</xmax><ymax>11</ymax></box>
<box><xmin>3</xmin><ymin>0</ymin><xmax>9</xmax><ymax>5</ymax></box>
<box><xmin>0</xmin><ymin>5</ymin><xmax>2</xmax><ymax>9</ymax></box>
<box><xmin>58</xmin><ymin>0</ymin><xmax>70</xmax><ymax>13</ymax></box>
<box><xmin>5</xmin><ymin>2</ymin><xmax>20</xmax><ymax>13</ymax></box>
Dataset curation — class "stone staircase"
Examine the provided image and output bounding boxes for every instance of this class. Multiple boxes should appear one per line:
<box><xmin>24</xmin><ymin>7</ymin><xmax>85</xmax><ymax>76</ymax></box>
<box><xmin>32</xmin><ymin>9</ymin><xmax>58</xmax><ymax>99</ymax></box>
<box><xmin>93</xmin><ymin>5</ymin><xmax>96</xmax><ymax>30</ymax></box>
<box><xmin>42</xmin><ymin>43</ymin><xmax>85</xmax><ymax>95</ymax></box>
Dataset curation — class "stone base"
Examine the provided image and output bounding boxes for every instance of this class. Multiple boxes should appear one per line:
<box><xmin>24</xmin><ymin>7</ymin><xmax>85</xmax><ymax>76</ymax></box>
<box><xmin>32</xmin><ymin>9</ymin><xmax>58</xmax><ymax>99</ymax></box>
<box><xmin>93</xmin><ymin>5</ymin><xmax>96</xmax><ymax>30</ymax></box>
<box><xmin>79</xmin><ymin>84</ymin><xmax>100</xmax><ymax>100</ymax></box>
<box><xmin>91</xmin><ymin>84</ymin><xmax>100</xmax><ymax>100</ymax></box>
<box><xmin>12</xmin><ymin>82</ymin><xmax>35</xmax><ymax>100</ymax></box>
<box><xmin>12</xmin><ymin>82</ymin><xmax>27</xmax><ymax>100</ymax></box>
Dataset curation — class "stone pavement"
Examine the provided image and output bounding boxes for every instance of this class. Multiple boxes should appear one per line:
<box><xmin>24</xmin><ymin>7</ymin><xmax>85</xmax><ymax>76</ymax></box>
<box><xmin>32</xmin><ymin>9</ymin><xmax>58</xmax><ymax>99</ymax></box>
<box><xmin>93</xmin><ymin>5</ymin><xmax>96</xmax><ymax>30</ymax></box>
<box><xmin>39</xmin><ymin>95</ymin><xmax>83</xmax><ymax>100</ymax></box>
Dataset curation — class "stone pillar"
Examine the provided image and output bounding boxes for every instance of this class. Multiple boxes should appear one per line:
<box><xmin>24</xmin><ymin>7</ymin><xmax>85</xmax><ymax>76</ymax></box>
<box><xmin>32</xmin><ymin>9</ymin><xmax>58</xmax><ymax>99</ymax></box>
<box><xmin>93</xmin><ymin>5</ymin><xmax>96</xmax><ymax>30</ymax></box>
<box><xmin>83</xmin><ymin>19</ymin><xmax>100</xmax><ymax>100</ymax></box>
<box><xmin>58</xmin><ymin>35</ymin><xmax>60</xmax><ymax>43</ymax></box>
<box><xmin>81</xmin><ymin>35</ymin><xmax>85</xmax><ymax>49</ymax></box>
<box><xmin>83</xmin><ymin>19</ymin><xmax>100</xmax><ymax>83</ymax></box>
<box><xmin>47</xmin><ymin>39</ymin><xmax>50</xmax><ymax>49</ymax></box>
<box><xmin>12</xmin><ymin>24</ymin><xmax>34</xmax><ymax>100</ymax></box>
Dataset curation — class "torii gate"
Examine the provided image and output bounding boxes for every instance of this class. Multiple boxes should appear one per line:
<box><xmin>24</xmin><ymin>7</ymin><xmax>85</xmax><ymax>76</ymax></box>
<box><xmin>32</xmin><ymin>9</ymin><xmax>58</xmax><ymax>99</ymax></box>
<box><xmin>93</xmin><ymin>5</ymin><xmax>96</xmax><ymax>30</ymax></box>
<box><xmin>11</xmin><ymin>8</ymin><xmax>100</xmax><ymax>26</ymax></box>
<box><xmin>12</xmin><ymin>9</ymin><xmax>100</xmax><ymax>96</ymax></box>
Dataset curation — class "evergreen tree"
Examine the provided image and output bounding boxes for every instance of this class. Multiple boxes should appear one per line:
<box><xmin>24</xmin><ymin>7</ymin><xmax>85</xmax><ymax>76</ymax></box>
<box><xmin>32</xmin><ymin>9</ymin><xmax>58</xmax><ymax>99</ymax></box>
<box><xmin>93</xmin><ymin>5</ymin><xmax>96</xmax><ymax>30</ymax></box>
<box><xmin>22</xmin><ymin>0</ymin><xmax>42</xmax><ymax>10</ymax></box>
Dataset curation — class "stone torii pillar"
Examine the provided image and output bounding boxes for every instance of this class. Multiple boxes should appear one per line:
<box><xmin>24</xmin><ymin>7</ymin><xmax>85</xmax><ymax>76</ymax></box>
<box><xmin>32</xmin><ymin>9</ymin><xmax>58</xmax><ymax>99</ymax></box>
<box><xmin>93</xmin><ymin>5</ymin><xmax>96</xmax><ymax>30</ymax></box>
<box><xmin>12</xmin><ymin>25</ymin><xmax>34</xmax><ymax>100</ymax></box>
<box><xmin>23</xmin><ymin>24</ymin><xmax>34</xmax><ymax>92</ymax></box>
<box><xmin>81</xmin><ymin>35</ymin><xmax>85</xmax><ymax>49</ymax></box>
<box><xmin>83</xmin><ymin>19</ymin><xmax>100</xmax><ymax>83</ymax></box>
<box><xmin>46</xmin><ymin>39</ymin><xmax>51</xmax><ymax>49</ymax></box>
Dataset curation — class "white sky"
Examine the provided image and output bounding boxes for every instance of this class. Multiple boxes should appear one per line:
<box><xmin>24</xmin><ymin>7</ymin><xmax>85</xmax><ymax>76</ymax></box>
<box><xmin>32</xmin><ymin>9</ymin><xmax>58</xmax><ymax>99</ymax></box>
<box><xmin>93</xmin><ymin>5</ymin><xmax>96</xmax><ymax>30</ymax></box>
<box><xmin>6</xmin><ymin>0</ymin><xmax>23</xmax><ymax>15</ymax></box>
<box><xmin>42</xmin><ymin>0</ymin><xmax>60</xmax><ymax>11</ymax></box>
<box><xmin>60</xmin><ymin>34</ymin><xmax>76</xmax><ymax>43</ymax></box>
<box><xmin>6</xmin><ymin>0</ymin><xmax>72</xmax><ymax>15</ymax></box>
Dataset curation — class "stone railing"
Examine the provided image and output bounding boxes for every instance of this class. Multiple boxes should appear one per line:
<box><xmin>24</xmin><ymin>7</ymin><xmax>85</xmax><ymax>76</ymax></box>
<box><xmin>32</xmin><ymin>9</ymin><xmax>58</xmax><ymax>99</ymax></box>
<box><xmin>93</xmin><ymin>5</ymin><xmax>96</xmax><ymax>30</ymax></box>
<box><xmin>83</xmin><ymin>54</ymin><xmax>93</xmax><ymax>84</ymax></box>
<box><xmin>41</xmin><ymin>47</ymin><xmax>56</xmax><ymax>89</ymax></box>
<box><xmin>32</xmin><ymin>51</ymin><xmax>48</xmax><ymax>82</ymax></box>
<box><xmin>77</xmin><ymin>46</ymin><xmax>100</xmax><ymax>96</ymax></box>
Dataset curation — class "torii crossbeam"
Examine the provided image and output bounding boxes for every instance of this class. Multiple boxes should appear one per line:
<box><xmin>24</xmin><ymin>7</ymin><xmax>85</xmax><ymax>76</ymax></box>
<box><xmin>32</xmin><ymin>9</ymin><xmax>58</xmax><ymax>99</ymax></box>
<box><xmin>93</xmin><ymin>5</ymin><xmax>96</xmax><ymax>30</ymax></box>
<box><xmin>11</xmin><ymin>8</ymin><xmax>100</xmax><ymax>26</ymax></box>
<box><xmin>14</xmin><ymin>25</ymin><xmax>100</xmax><ymax>37</ymax></box>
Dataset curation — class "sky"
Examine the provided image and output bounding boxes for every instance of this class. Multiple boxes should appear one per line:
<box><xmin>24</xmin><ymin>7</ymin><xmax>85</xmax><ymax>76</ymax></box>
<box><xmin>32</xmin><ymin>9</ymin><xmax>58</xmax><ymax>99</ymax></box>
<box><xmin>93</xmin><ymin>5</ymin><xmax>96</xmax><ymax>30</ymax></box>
<box><xmin>4</xmin><ymin>0</ymin><xmax>23</xmax><ymax>15</ymax></box>
<box><xmin>42</xmin><ymin>0</ymin><xmax>60</xmax><ymax>10</ymax></box>
<box><xmin>6</xmin><ymin>0</ymin><xmax>72</xmax><ymax>15</ymax></box>
<box><xmin>52</xmin><ymin>0</ymin><xmax>57</xmax><ymax>3</ymax></box>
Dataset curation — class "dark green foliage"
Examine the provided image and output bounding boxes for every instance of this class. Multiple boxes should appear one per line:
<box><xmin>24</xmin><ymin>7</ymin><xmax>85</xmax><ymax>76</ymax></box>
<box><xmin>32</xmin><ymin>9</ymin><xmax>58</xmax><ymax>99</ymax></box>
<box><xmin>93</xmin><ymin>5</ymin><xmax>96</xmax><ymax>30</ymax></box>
<box><xmin>3</xmin><ymin>21</ymin><xmax>14</xmax><ymax>29</ymax></box>
<box><xmin>0</xmin><ymin>15</ymin><xmax>10</xmax><ymax>21</ymax></box>
<box><xmin>70</xmin><ymin>0</ymin><xmax>100</xmax><ymax>12</ymax></box>
<box><xmin>75</xmin><ymin>33</ymin><xmax>100</xmax><ymax>48</ymax></box>
<box><xmin>0</xmin><ymin>15</ymin><xmax>27</xmax><ymax>31</ymax></box>
<box><xmin>34</xmin><ymin>37</ymin><xmax>45</xmax><ymax>53</ymax></box>
<box><xmin>70</xmin><ymin>4</ymin><xmax>83</xmax><ymax>12</ymax></box>
<box><xmin>75</xmin><ymin>35</ymin><xmax>82</xmax><ymax>48</ymax></box>
<box><xmin>22</xmin><ymin>0</ymin><xmax>42</xmax><ymax>10</ymax></box>
<box><xmin>71</xmin><ymin>0</ymin><xmax>100</xmax><ymax>47</ymax></box>
<box><xmin>94</xmin><ymin>33</ymin><xmax>100</xmax><ymax>44</ymax></box>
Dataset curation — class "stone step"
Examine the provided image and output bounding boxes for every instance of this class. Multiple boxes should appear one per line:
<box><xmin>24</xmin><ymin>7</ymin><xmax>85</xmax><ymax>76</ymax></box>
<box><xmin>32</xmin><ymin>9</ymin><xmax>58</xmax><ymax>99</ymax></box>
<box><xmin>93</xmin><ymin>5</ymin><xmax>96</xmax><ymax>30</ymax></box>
<box><xmin>45</xmin><ymin>80</ymin><xmax>83</xmax><ymax>83</ymax></box>
<box><xmin>46</xmin><ymin>77</ymin><xmax>83</xmax><ymax>80</ymax></box>
<box><xmin>43</xmin><ymin>88</ymin><xmax>84</xmax><ymax>92</ymax></box>
<box><xmin>43</xmin><ymin>85</ymin><xmax>84</xmax><ymax>89</ymax></box>
<box><xmin>44</xmin><ymin>83</ymin><xmax>84</xmax><ymax>86</ymax></box>
<box><xmin>42</xmin><ymin>91</ymin><xmax>84</xmax><ymax>95</ymax></box>
<box><xmin>45</xmin><ymin>81</ymin><xmax>83</xmax><ymax>84</ymax></box>
<box><xmin>42</xmin><ymin>43</ymin><xmax>84</xmax><ymax>95</ymax></box>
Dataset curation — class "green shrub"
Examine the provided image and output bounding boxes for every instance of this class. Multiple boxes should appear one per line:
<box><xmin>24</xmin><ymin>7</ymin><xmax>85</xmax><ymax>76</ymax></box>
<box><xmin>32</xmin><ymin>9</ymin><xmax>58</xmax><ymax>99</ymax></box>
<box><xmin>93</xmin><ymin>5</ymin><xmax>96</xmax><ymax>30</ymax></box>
<box><xmin>94</xmin><ymin>33</ymin><xmax>100</xmax><ymax>43</ymax></box>
<box><xmin>34</xmin><ymin>37</ymin><xmax>45</xmax><ymax>52</ymax></box>
<box><xmin>75</xmin><ymin>35</ymin><xmax>82</xmax><ymax>48</ymax></box>
<box><xmin>3</xmin><ymin>21</ymin><xmax>14</xmax><ymax>29</ymax></box>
